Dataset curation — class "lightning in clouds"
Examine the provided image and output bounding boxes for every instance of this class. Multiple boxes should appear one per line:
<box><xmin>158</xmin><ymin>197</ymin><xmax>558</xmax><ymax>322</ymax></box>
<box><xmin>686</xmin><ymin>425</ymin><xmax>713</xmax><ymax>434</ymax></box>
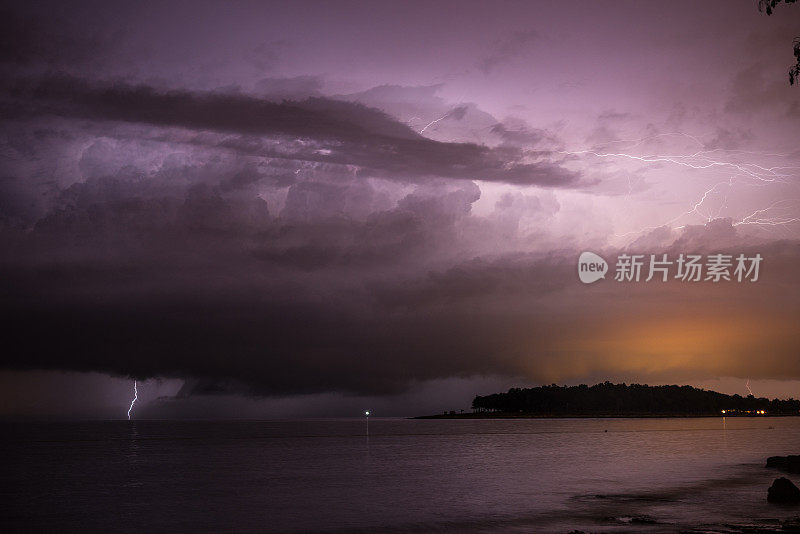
<box><xmin>560</xmin><ymin>147</ymin><xmax>792</xmax><ymax>184</ymax></box>
<box><xmin>419</xmin><ymin>113</ymin><xmax>453</xmax><ymax>134</ymax></box>
<box><xmin>687</xmin><ymin>179</ymin><xmax>734</xmax><ymax>222</ymax></box>
<box><xmin>418</xmin><ymin>105</ymin><xmax>467</xmax><ymax>134</ymax></box>
<box><xmin>556</xmin><ymin>134</ymin><xmax>800</xmax><ymax>241</ymax></box>
<box><xmin>733</xmin><ymin>199</ymin><xmax>800</xmax><ymax>229</ymax></box>
<box><xmin>611</xmin><ymin>175</ymin><xmax>765</xmax><ymax>240</ymax></box>
<box><xmin>127</xmin><ymin>380</ymin><xmax>138</xmax><ymax>420</ymax></box>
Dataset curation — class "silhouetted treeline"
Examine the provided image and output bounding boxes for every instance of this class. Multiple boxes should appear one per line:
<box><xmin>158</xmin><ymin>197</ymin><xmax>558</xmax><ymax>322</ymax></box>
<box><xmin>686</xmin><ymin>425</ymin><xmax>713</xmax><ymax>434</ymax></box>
<box><xmin>471</xmin><ymin>382</ymin><xmax>800</xmax><ymax>416</ymax></box>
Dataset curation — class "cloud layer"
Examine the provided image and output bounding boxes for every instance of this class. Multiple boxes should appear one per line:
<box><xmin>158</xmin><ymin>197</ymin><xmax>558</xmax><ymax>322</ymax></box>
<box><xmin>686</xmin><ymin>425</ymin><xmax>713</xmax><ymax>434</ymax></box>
<box><xmin>0</xmin><ymin>1</ymin><xmax>799</xmax><ymax>412</ymax></box>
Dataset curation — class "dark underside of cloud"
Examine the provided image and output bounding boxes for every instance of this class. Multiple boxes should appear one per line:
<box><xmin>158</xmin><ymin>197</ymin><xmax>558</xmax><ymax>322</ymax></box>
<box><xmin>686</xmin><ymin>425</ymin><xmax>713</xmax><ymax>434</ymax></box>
<box><xmin>1</xmin><ymin>75</ymin><xmax>579</xmax><ymax>187</ymax></box>
<box><xmin>2</xmin><ymin>201</ymin><xmax>800</xmax><ymax>397</ymax></box>
<box><xmin>0</xmin><ymin>259</ymin><xmax>571</xmax><ymax>396</ymax></box>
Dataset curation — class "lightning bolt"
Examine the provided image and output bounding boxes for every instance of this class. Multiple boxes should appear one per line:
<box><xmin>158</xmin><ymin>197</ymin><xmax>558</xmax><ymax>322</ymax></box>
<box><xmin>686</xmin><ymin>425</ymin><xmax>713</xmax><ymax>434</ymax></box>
<box><xmin>613</xmin><ymin>177</ymin><xmax>739</xmax><ymax>238</ymax></box>
<box><xmin>419</xmin><ymin>112</ymin><xmax>454</xmax><ymax>134</ymax></box>
<box><xmin>559</xmin><ymin>147</ymin><xmax>792</xmax><ymax>183</ymax></box>
<box><xmin>746</xmin><ymin>378</ymin><xmax>754</xmax><ymax>397</ymax></box>
<box><xmin>127</xmin><ymin>379</ymin><xmax>138</xmax><ymax>420</ymax></box>
<box><xmin>554</xmin><ymin>134</ymin><xmax>800</xmax><ymax>242</ymax></box>
<box><xmin>733</xmin><ymin>199</ymin><xmax>800</xmax><ymax>229</ymax></box>
<box><xmin>418</xmin><ymin>101</ymin><xmax>467</xmax><ymax>135</ymax></box>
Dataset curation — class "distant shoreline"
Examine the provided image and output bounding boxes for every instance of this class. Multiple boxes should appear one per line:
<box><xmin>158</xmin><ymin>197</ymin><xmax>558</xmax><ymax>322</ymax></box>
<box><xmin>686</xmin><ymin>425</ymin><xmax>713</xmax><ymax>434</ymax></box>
<box><xmin>414</xmin><ymin>412</ymin><xmax>800</xmax><ymax>419</ymax></box>
<box><xmin>463</xmin><ymin>383</ymin><xmax>800</xmax><ymax>421</ymax></box>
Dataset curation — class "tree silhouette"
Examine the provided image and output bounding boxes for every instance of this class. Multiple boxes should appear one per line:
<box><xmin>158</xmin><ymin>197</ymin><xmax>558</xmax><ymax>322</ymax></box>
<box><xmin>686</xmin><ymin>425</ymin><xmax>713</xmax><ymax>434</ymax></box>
<box><xmin>758</xmin><ymin>0</ymin><xmax>800</xmax><ymax>84</ymax></box>
<box><xmin>471</xmin><ymin>382</ymin><xmax>800</xmax><ymax>416</ymax></box>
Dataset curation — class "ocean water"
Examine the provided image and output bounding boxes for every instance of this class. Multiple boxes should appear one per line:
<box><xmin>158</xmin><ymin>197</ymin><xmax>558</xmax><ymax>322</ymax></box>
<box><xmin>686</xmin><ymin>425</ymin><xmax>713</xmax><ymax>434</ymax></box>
<box><xmin>1</xmin><ymin>417</ymin><xmax>799</xmax><ymax>533</ymax></box>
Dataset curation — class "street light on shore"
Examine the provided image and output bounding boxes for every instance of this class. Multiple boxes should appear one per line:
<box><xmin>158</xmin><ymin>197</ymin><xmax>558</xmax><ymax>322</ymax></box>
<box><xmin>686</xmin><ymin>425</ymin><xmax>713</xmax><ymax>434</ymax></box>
<box><xmin>365</xmin><ymin>410</ymin><xmax>370</xmax><ymax>435</ymax></box>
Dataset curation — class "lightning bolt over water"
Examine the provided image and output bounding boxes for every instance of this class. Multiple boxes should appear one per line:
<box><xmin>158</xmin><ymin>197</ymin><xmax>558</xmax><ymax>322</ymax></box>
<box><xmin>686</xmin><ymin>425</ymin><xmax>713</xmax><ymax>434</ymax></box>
<box><xmin>127</xmin><ymin>380</ymin><xmax>138</xmax><ymax>420</ymax></box>
<box><xmin>746</xmin><ymin>378</ymin><xmax>754</xmax><ymax>397</ymax></box>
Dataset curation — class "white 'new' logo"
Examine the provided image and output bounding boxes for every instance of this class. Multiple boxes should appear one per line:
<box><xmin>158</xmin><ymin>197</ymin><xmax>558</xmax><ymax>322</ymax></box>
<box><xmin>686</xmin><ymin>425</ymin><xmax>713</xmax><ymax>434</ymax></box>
<box><xmin>578</xmin><ymin>251</ymin><xmax>608</xmax><ymax>284</ymax></box>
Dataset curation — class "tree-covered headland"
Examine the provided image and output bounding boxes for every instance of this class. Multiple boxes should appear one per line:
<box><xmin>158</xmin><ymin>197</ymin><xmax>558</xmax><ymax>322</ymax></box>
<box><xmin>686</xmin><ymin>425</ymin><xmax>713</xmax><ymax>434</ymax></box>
<box><xmin>469</xmin><ymin>382</ymin><xmax>800</xmax><ymax>417</ymax></box>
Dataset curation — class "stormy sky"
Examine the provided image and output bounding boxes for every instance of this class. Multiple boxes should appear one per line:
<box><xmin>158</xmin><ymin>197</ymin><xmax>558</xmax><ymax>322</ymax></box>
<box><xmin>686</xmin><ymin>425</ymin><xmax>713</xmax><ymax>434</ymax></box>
<box><xmin>1</xmin><ymin>0</ymin><xmax>799</xmax><ymax>418</ymax></box>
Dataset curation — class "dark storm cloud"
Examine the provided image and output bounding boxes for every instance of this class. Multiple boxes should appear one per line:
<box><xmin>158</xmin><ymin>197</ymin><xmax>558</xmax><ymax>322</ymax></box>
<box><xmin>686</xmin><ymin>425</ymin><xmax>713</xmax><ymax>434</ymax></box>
<box><xmin>0</xmin><ymin>292</ymin><xmax>521</xmax><ymax>396</ymax></box>
<box><xmin>0</xmin><ymin>9</ymin><xmax>97</xmax><ymax>67</ymax></box>
<box><xmin>255</xmin><ymin>76</ymin><xmax>324</xmax><ymax>100</ymax></box>
<box><xmin>3</xmin><ymin>207</ymin><xmax>800</xmax><ymax>396</ymax></box>
<box><xmin>490</xmin><ymin>123</ymin><xmax>552</xmax><ymax>147</ymax></box>
<box><xmin>0</xmin><ymin>151</ymin><xmax>532</xmax><ymax>396</ymax></box>
<box><xmin>0</xmin><ymin>105</ymin><xmax>554</xmax><ymax>397</ymax></box>
<box><xmin>0</xmin><ymin>175</ymin><xmax>573</xmax><ymax>396</ymax></box>
<box><xmin>2</xmin><ymin>75</ymin><xmax>580</xmax><ymax>187</ymax></box>
<box><xmin>370</xmin><ymin>253</ymin><xmax>573</xmax><ymax>309</ymax></box>
<box><xmin>0</xmin><ymin>177</ymin><xmax>542</xmax><ymax>395</ymax></box>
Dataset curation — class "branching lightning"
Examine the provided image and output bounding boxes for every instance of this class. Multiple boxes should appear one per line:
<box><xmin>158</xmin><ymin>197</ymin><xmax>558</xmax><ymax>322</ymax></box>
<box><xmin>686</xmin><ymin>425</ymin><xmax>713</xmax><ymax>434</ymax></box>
<box><xmin>559</xmin><ymin>147</ymin><xmax>792</xmax><ymax>183</ymax></box>
<box><xmin>746</xmin><ymin>378</ymin><xmax>754</xmax><ymax>397</ymax></box>
<box><xmin>555</xmin><ymin>133</ymin><xmax>800</xmax><ymax>242</ymax></box>
<box><xmin>733</xmin><ymin>200</ymin><xmax>800</xmax><ymax>228</ymax></box>
<box><xmin>127</xmin><ymin>379</ymin><xmax>138</xmax><ymax>420</ymax></box>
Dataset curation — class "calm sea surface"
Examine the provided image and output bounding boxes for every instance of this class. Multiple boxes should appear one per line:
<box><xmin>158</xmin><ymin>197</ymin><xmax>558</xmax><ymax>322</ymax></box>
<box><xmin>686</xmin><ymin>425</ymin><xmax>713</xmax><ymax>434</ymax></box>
<box><xmin>1</xmin><ymin>418</ymin><xmax>799</xmax><ymax>533</ymax></box>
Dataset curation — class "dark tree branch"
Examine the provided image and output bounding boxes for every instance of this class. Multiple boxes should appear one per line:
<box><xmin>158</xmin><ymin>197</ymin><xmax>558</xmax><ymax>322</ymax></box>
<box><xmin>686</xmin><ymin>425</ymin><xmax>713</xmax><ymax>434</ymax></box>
<box><xmin>758</xmin><ymin>0</ymin><xmax>798</xmax><ymax>16</ymax></box>
<box><xmin>758</xmin><ymin>0</ymin><xmax>800</xmax><ymax>85</ymax></box>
